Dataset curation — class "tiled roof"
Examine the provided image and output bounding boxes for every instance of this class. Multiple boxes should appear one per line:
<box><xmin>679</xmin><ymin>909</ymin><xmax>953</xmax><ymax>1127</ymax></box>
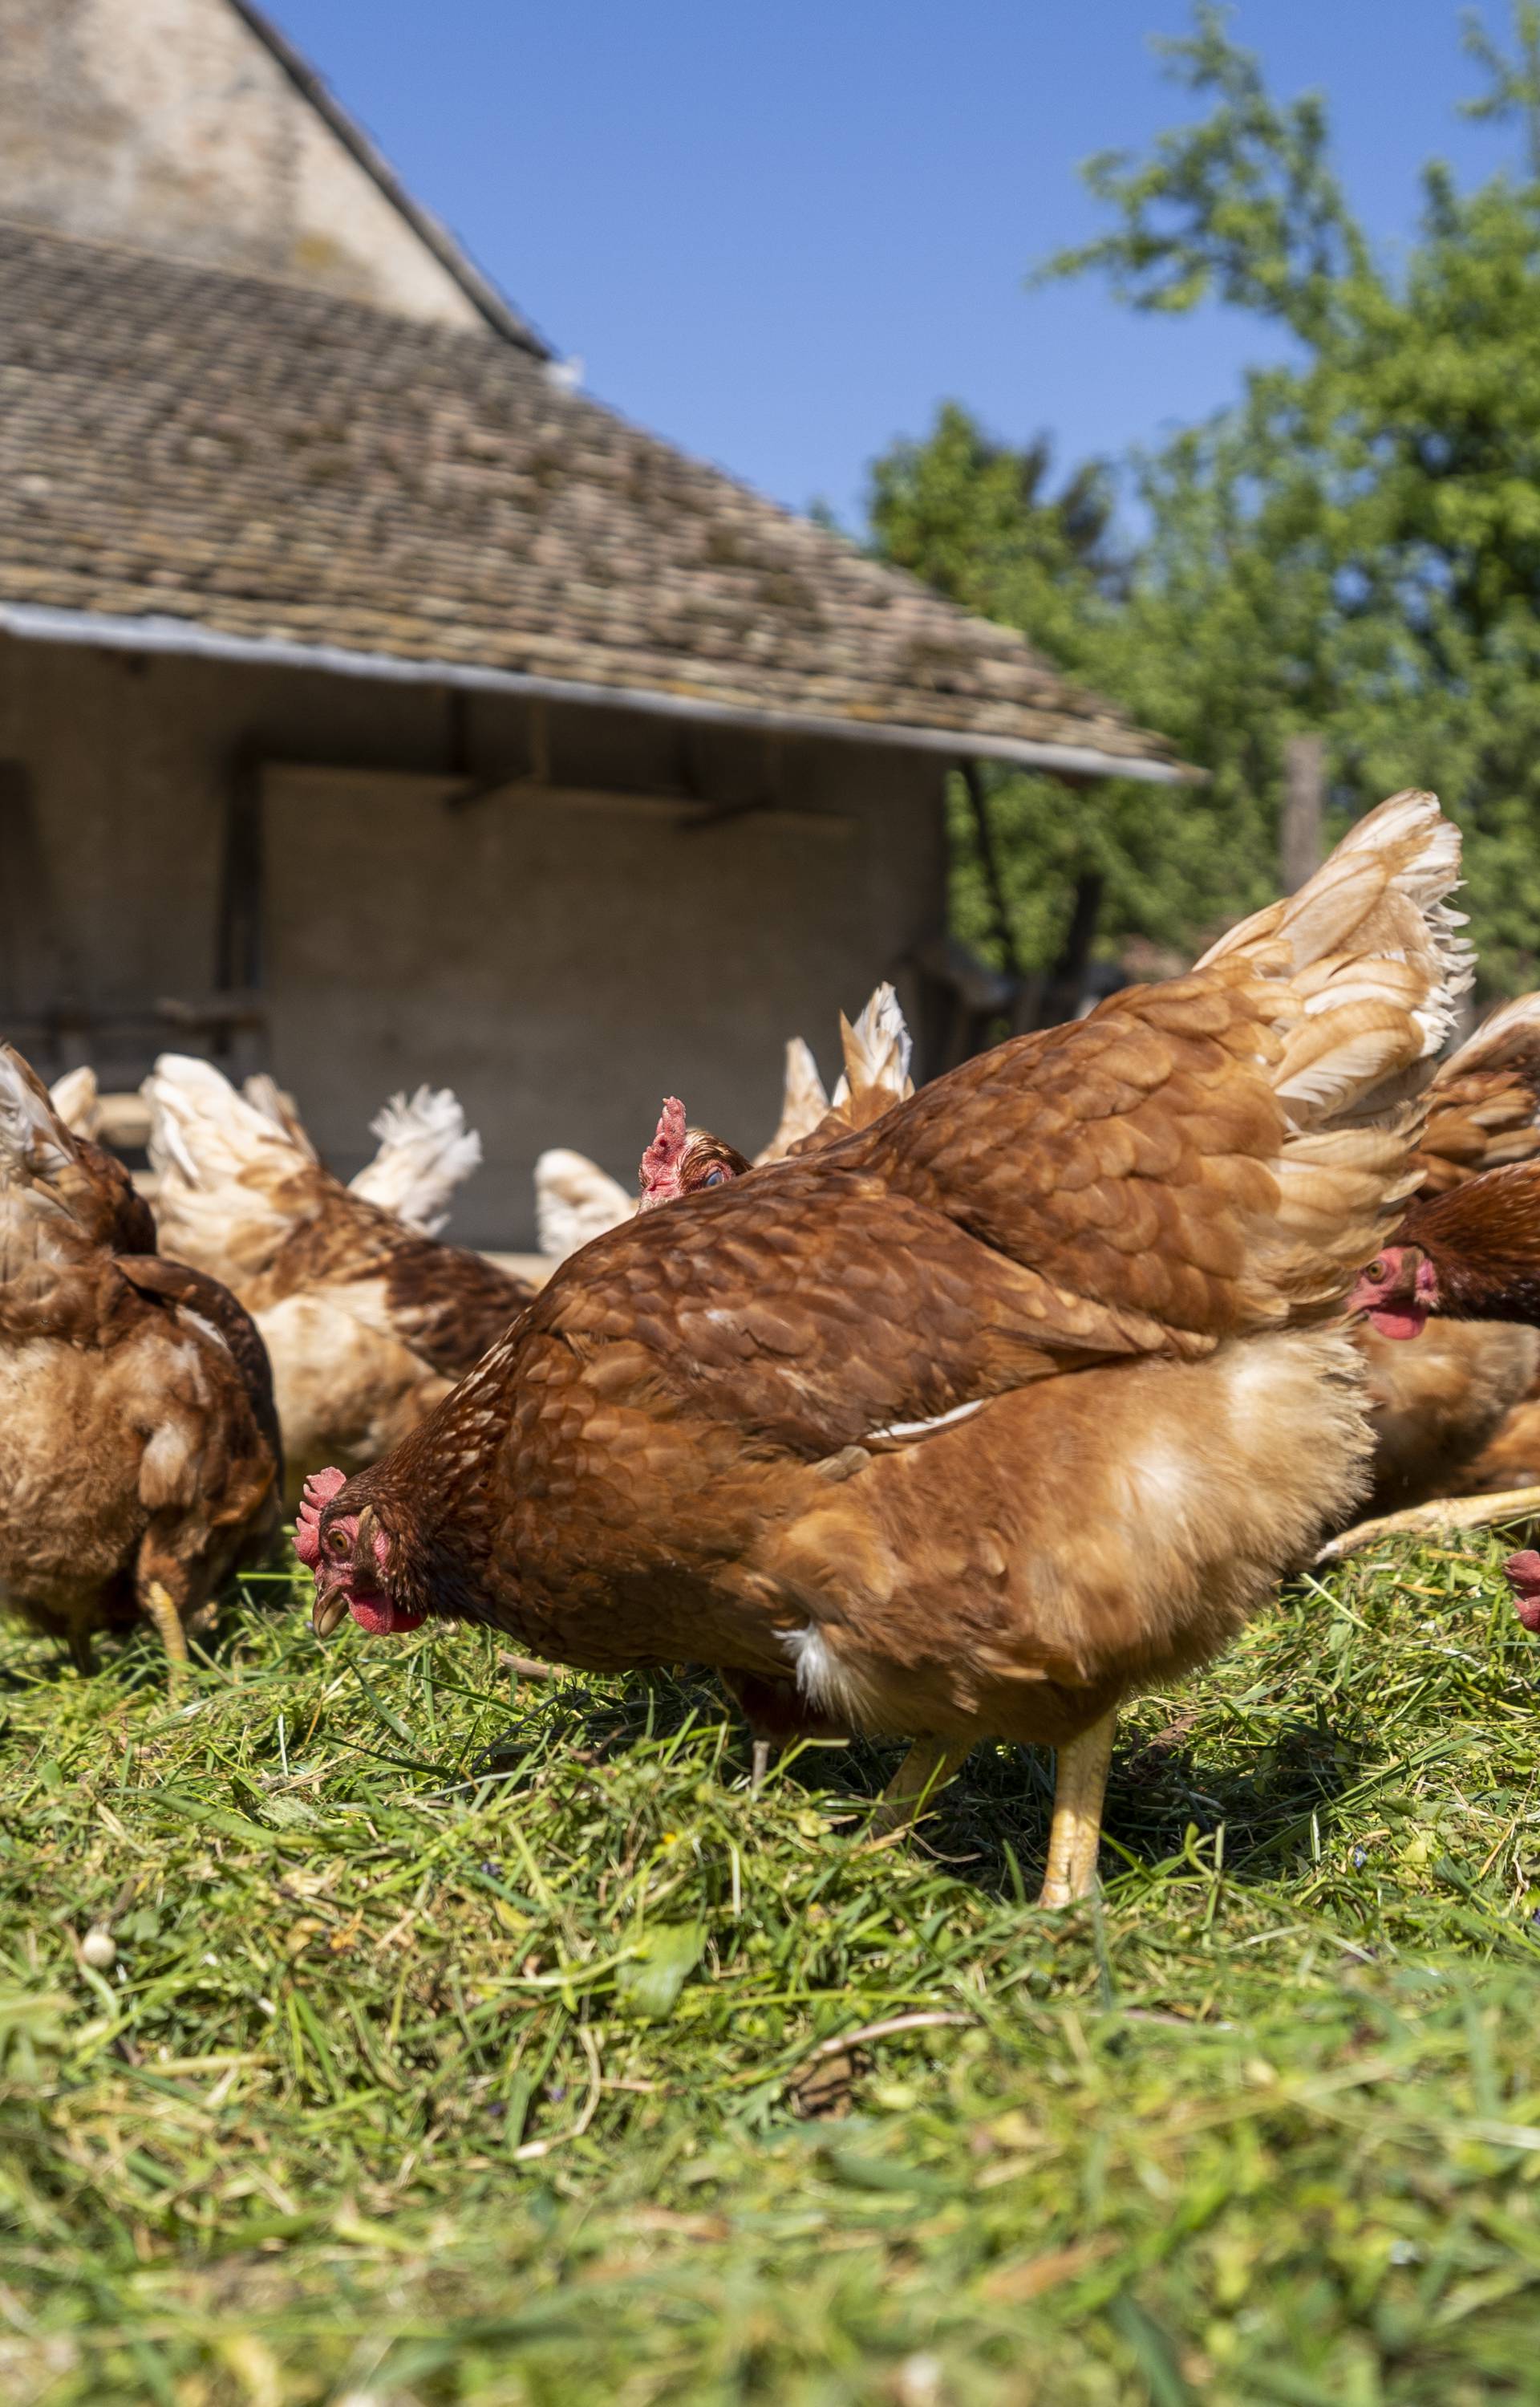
<box><xmin>0</xmin><ymin>219</ymin><xmax>1192</xmax><ymax>777</ymax></box>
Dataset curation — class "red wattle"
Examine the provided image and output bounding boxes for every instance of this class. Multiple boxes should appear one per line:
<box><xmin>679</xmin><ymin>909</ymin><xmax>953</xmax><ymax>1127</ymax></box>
<box><xmin>1368</xmin><ymin>1303</ymin><xmax>1429</xmax><ymax>1342</ymax></box>
<box><xmin>347</xmin><ymin>1597</ymin><xmax>427</xmax><ymax>1637</ymax></box>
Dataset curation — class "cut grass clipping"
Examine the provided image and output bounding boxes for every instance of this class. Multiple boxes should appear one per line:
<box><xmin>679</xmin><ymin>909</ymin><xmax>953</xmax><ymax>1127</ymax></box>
<box><xmin>2</xmin><ymin>1532</ymin><xmax>1538</xmax><ymax>2405</ymax></box>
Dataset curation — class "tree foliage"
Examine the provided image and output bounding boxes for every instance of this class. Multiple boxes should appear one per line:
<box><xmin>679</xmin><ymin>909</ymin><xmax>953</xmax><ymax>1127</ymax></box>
<box><xmin>872</xmin><ymin>4</ymin><xmax>1540</xmax><ymax>992</ymax></box>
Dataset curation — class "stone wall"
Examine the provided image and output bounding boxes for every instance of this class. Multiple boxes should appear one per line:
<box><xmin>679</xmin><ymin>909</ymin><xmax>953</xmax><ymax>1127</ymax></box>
<box><xmin>0</xmin><ymin>0</ymin><xmax>488</xmax><ymax>327</ymax></box>
<box><xmin>0</xmin><ymin>632</ymin><xmax>948</xmax><ymax>1246</ymax></box>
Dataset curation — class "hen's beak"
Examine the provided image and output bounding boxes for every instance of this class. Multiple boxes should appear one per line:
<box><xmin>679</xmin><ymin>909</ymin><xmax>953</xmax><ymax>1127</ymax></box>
<box><xmin>312</xmin><ymin>1589</ymin><xmax>348</xmax><ymax>1640</ymax></box>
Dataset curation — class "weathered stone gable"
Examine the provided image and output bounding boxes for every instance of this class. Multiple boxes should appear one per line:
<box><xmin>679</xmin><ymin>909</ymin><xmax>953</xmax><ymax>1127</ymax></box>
<box><xmin>0</xmin><ymin>0</ymin><xmax>524</xmax><ymax>335</ymax></box>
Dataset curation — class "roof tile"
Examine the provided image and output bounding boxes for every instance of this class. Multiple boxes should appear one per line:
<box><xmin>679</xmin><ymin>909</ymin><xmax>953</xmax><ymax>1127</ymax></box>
<box><xmin>0</xmin><ymin>219</ymin><xmax>1189</xmax><ymax>775</ymax></box>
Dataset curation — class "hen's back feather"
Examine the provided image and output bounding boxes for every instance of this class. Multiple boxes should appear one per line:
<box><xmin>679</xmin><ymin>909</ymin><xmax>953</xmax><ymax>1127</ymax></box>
<box><xmin>535</xmin><ymin>982</ymin><xmax>918</xmax><ymax>1257</ymax></box>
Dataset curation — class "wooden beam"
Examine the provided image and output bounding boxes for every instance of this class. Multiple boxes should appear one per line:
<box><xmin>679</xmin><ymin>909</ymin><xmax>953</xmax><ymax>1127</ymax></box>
<box><xmin>959</xmin><ymin>762</ymin><xmax>1023</xmax><ymax>983</ymax></box>
<box><xmin>214</xmin><ymin>752</ymin><xmax>267</xmax><ymax>1070</ymax></box>
<box><xmin>1040</xmin><ymin>868</ymin><xmax>1105</xmax><ymax>1028</ymax></box>
<box><xmin>0</xmin><ymin>757</ymin><xmax>75</xmax><ymax>1024</ymax></box>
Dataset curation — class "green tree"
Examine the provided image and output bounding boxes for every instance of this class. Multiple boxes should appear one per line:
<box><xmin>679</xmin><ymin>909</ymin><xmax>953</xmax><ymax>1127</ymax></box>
<box><xmin>868</xmin><ymin>400</ymin><xmax>1293</xmax><ymax>979</ymax></box>
<box><xmin>869</xmin><ymin>403</ymin><xmax>1123</xmax><ymax>643</ymax></box>
<box><xmin>875</xmin><ymin>4</ymin><xmax>1540</xmax><ymax>991</ymax></box>
<box><xmin>1045</xmin><ymin>0</ymin><xmax>1540</xmax><ymax>989</ymax></box>
<box><xmin>868</xmin><ymin>404</ymin><xmax>1213</xmax><ymax>982</ymax></box>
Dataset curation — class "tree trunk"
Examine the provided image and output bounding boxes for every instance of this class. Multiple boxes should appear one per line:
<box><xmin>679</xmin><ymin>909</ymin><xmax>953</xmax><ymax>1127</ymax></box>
<box><xmin>1280</xmin><ymin>733</ymin><xmax>1326</xmax><ymax>894</ymax></box>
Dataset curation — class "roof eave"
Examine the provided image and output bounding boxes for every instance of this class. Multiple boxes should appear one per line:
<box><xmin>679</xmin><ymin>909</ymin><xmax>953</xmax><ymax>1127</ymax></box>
<box><xmin>0</xmin><ymin>602</ymin><xmax>1202</xmax><ymax>786</ymax></box>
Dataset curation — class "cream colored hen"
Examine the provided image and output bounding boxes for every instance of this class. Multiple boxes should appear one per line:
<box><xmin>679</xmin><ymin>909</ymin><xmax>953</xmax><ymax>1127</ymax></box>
<box><xmin>144</xmin><ymin>1057</ymin><xmax>529</xmax><ymax>1497</ymax></box>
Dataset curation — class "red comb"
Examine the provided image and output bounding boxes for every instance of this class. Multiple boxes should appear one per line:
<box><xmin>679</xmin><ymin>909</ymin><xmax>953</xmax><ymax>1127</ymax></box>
<box><xmin>640</xmin><ymin>1097</ymin><xmax>687</xmax><ymax>1191</ymax></box>
<box><xmin>295</xmin><ymin>1465</ymin><xmax>347</xmax><ymax>1568</ymax></box>
<box><xmin>1504</xmin><ymin>1549</ymin><xmax>1540</xmax><ymax>1632</ymax></box>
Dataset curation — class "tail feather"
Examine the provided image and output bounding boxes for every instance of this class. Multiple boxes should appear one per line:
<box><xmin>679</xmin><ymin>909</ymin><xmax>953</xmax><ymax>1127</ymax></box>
<box><xmin>1416</xmin><ymin>988</ymin><xmax>1540</xmax><ymax>1192</ymax></box>
<box><xmin>534</xmin><ymin>1148</ymin><xmax>634</xmax><ymax>1261</ymax></box>
<box><xmin>49</xmin><ymin>1065</ymin><xmax>100</xmax><ymax>1139</ymax></box>
<box><xmin>1</xmin><ymin>1045</ymin><xmax>79</xmax><ymax>1187</ymax></box>
<box><xmin>351</xmin><ymin>1086</ymin><xmax>483</xmax><ymax>1234</ymax></box>
<box><xmin>143</xmin><ymin>1053</ymin><xmax>317</xmax><ymax>1281</ymax></box>
<box><xmin>755</xmin><ymin>1037</ymin><xmax>830</xmax><ymax>1165</ymax></box>
<box><xmin>833</xmin><ymin>981</ymin><xmax>914</xmax><ymax>1117</ymax></box>
<box><xmin>1440</xmin><ymin>988</ymin><xmax>1540</xmax><ymax>1082</ymax></box>
<box><xmin>242</xmin><ymin>1074</ymin><xmax>319</xmax><ymax>1162</ymax></box>
<box><xmin>0</xmin><ymin>1042</ymin><xmax>134</xmax><ymax>1259</ymax></box>
<box><xmin>849</xmin><ymin>791</ymin><xmax>1467</xmax><ymax>1341</ymax></box>
<box><xmin>1201</xmin><ymin>788</ymin><xmax>1470</xmax><ymax>1096</ymax></box>
<box><xmin>757</xmin><ymin>985</ymin><xmax>914</xmax><ymax>1164</ymax></box>
<box><xmin>1210</xmin><ymin>790</ymin><xmax>1473</xmax><ymax>1312</ymax></box>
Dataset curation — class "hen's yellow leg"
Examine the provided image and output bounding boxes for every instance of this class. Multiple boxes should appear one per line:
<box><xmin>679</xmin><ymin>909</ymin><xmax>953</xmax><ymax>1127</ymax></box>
<box><xmin>140</xmin><ymin>1581</ymin><xmax>190</xmax><ymax>1690</ymax></box>
<box><xmin>1039</xmin><ymin>1711</ymin><xmax>1116</xmax><ymax>1909</ymax></box>
<box><xmin>870</xmin><ymin>1735</ymin><xmax>970</xmax><ymax>1837</ymax></box>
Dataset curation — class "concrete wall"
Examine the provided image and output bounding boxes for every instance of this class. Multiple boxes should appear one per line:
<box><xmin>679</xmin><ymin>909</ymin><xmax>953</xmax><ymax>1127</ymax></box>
<box><xmin>0</xmin><ymin>0</ymin><xmax>487</xmax><ymax>327</ymax></box>
<box><xmin>0</xmin><ymin>633</ymin><xmax>949</xmax><ymax>1246</ymax></box>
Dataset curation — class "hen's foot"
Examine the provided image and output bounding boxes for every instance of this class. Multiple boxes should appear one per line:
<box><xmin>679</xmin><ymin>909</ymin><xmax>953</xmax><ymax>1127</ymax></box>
<box><xmin>140</xmin><ymin>1581</ymin><xmax>190</xmax><ymax>1690</ymax></box>
<box><xmin>1315</xmin><ymin>1483</ymin><xmax>1540</xmax><ymax>1565</ymax></box>
<box><xmin>1039</xmin><ymin>1711</ymin><xmax>1116</xmax><ymax>1909</ymax></box>
<box><xmin>869</xmin><ymin>1735</ymin><xmax>969</xmax><ymax>1838</ymax></box>
<box><xmin>750</xmin><ymin>1738</ymin><xmax>772</xmax><ymax>1796</ymax></box>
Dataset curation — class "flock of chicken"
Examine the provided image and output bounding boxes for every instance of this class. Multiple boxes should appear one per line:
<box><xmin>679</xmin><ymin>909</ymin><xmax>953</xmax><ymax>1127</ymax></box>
<box><xmin>6</xmin><ymin>788</ymin><xmax>1540</xmax><ymax>1909</ymax></box>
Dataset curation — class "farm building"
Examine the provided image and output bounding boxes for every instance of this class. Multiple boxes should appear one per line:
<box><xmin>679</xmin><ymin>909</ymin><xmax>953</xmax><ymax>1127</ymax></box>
<box><xmin>0</xmin><ymin>0</ymin><xmax>1188</xmax><ymax>1245</ymax></box>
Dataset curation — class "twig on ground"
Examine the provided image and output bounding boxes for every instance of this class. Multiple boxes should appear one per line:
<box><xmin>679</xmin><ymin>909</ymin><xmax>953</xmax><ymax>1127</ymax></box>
<box><xmin>1315</xmin><ymin>1484</ymin><xmax>1540</xmax><ymax>1564</ymax></box>
<box><xmin>499</xmin><ymin>1650</ymin><xmax>561</xmax><ymax>1682</ymax></box>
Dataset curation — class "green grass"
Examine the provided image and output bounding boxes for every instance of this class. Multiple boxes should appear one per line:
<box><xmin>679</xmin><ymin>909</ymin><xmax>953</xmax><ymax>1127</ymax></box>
<box><xmin>2</xmin><ymin>1535</ymin><xmax>1538</xmax><ymax>2406</ymax></box>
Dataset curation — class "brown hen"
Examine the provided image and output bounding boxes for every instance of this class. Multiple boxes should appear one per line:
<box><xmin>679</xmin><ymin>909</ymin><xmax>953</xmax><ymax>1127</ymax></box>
<box><xmin>0</xmin><ymin>1045</ymin><xmax>281</xmax><ymax>1677</ymax></box>
<box><xmin>301</xmin><ymin>793</ymin><xmax>1469</xmax><ymax>1907</ymax></box>
<box><xmin>1352</xmin><ymin>994</ymin><xmax>1540</xmax><ymax>1509</ymax></box>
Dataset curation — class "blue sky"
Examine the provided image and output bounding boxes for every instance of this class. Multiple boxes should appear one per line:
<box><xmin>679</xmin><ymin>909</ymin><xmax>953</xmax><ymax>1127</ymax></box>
<box><xmin>271</xmin><ymin>2</ymin><xmax>1514</xmax><ymax>531</ymax></box>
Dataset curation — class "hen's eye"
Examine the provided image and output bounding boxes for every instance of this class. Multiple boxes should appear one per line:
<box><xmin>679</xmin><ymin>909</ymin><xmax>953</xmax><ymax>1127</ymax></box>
<box><xmin>703</xmin><ymin>1167</ymin><xmax>728</xmax><ymax>1187</ymax></box>
<box><xmin>327</xmin><ymin>1528</ymin><xmax>350</xmax><ymax>1556</ymax></box>
<box><xmin>1366</xmin><ymin>1258</ymin><xmax>1386</xmax><ymax>1284</ymax></box>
